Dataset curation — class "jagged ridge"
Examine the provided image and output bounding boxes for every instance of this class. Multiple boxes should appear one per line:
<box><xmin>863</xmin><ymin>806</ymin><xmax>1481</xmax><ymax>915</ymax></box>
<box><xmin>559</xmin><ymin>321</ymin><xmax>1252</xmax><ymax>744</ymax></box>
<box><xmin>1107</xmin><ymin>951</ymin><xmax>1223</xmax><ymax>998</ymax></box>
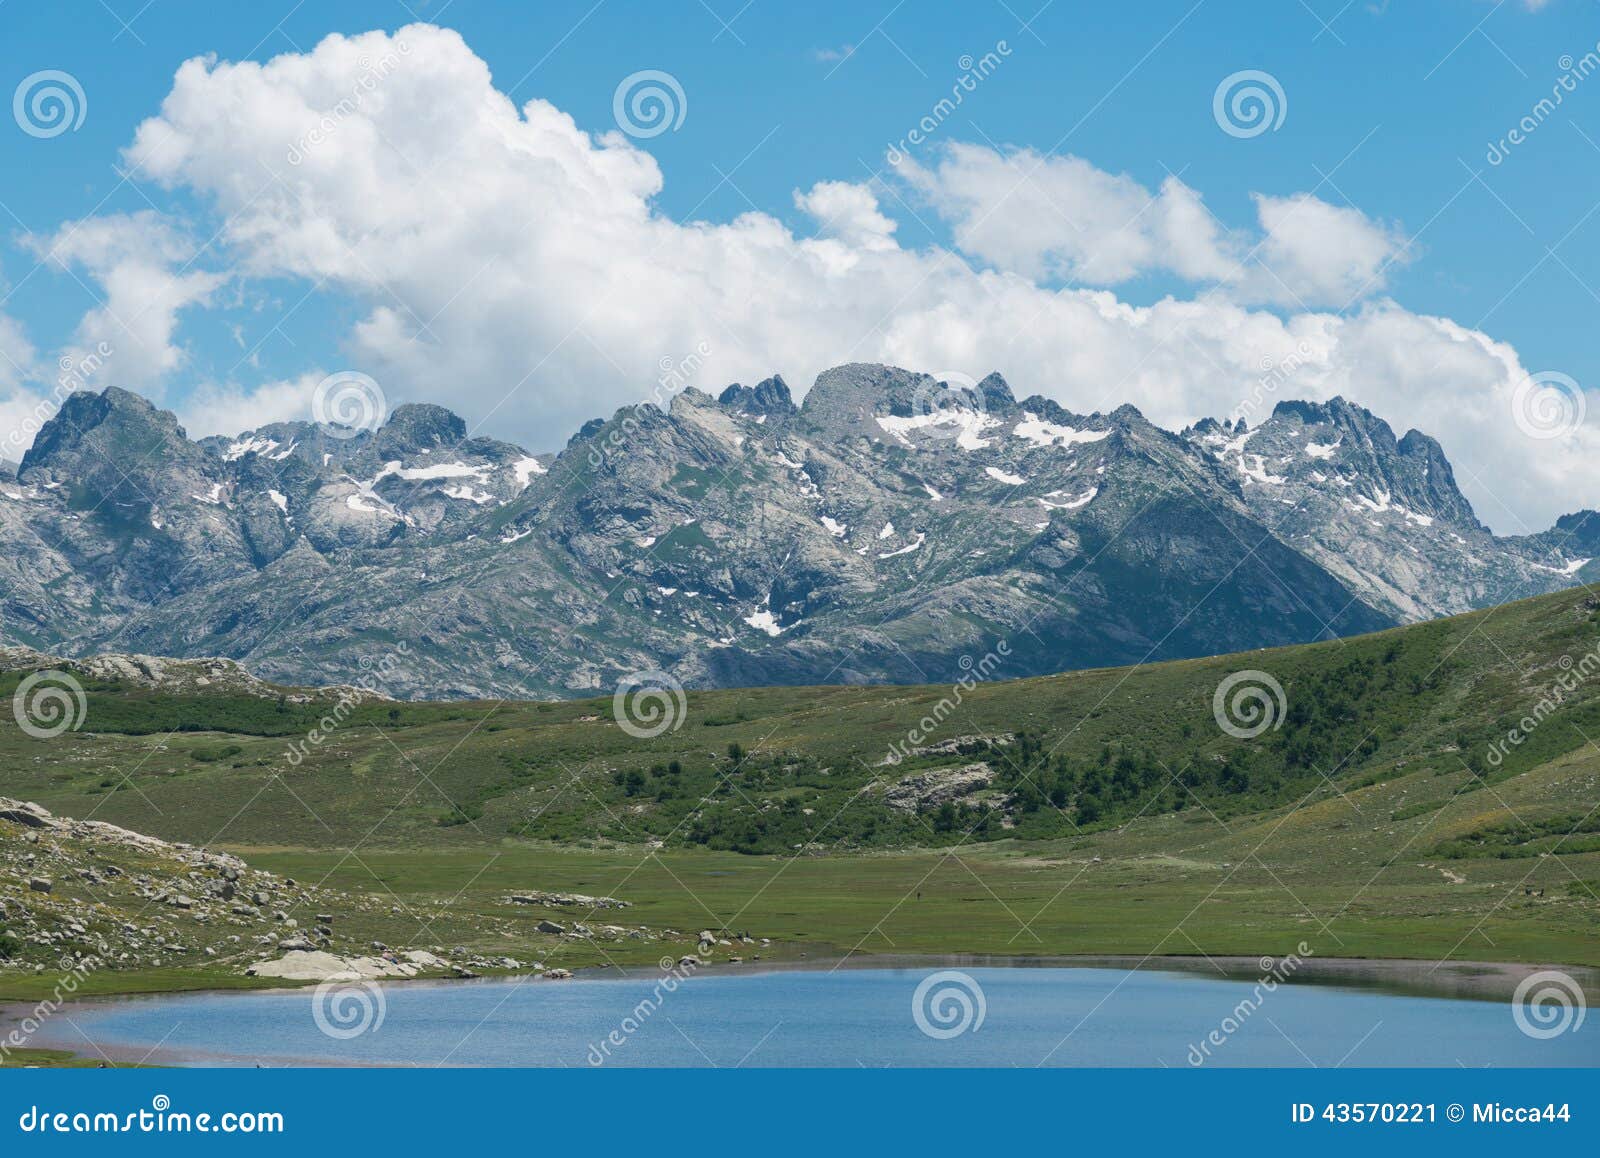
<box><xmin>0</xmin><ymin>368</ymin><xmax>1592</xmax><ymax>698</ymax></box>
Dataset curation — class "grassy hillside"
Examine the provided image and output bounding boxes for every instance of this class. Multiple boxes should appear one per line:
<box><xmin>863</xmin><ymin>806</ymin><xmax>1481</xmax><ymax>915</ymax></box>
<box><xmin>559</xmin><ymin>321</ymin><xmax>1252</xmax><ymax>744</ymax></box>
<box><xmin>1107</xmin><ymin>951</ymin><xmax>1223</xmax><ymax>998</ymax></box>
<box><xmin>6</xmin><ymin>588</ymin><xmax>1600</xmax><ymax>853</ymax></box>
<box><xmin>3</xmin><ymin>586</ymin><xmax>1600</xmax><ymax>989</ymax></box>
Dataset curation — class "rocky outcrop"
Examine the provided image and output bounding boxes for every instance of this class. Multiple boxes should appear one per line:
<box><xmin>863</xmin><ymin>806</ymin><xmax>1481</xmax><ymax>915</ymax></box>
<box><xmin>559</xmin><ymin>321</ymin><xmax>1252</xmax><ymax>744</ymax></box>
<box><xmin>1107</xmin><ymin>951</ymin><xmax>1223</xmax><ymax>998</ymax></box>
<box><xmin>884</xmin><ymin>763</ymin><xmax>996</xmax><ymax>812</ymax></box>
<box><xmin>1</xmin><ymin>796</ymin><xmax>716</xmax><ymax>983</ymax></box>
<box><xmin>0</xmin><ymin>649</ymin><xmax>390</xmax><ymax>705</ymax></box>
<box><xmin>245</xmin><ymin>948</ymin><xmax>442</xmax><ymax>981</ymax></box>
<box><xmin>504</xmin><ymin>891</ymin><xmax>630</xmax><ymax>910</ymax></box>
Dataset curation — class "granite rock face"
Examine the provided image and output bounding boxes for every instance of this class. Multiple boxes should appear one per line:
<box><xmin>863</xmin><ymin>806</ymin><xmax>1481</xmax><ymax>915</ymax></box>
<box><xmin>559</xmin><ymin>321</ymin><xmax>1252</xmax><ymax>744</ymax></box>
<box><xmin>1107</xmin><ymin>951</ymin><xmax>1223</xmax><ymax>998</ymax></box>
<box><xmin>1183</xmin><ymin>397</ymin><xmax>1598</xmax><ymax>623</ymax></box>
<box><xmin>1</xmin><ymin>367</ymin><xmax>1591</xmax><ymax>699</ymax></box>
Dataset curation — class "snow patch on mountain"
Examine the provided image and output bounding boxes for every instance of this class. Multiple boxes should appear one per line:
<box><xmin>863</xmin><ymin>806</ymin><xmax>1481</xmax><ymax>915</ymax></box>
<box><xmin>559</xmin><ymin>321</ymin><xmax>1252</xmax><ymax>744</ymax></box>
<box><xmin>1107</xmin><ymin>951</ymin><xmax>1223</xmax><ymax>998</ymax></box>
<box><xmin>1012</xmin><ymin>412</ymin><xmax>1110</xmax><ymax>449</ymax></box>
<box><xmin>223</xmin><ymin>435</ymin><xmax>278</xmax><ymax>462</ymax></box>
<box><xmin>1038</xmin><ymin>487</ymin><xmax>1097</xmax><ymax>511</ymax></box>
<box><xmin>504</xmin><ymin>457</ymin><xmax>543</xmax><ymax>491</ymax></box>
<box><xmin>878</xmin><ymin>531</ymin><xmax>926</xmax><ymax>559</ymax></box>
<box><xmin>1237</xmin><ymin>455</ymin><xmax>1285</xmax><ymax>486</ymax></box>
<box><xmin>875</xmin><ymin>409</ymin><xmax>997</xmax><ymax>451</ymax></box>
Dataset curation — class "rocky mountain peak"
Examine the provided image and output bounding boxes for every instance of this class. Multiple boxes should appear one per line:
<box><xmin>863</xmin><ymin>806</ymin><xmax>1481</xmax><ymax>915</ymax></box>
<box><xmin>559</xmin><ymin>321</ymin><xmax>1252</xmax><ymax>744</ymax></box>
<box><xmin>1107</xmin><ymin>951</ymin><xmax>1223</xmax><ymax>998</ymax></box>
<box><xmin>1548</xmin><ymin>509</ymin><xmax>1600</xmax><ymax>554</ymax></box>
<box><xmin>1269</xmin><ymin>395</ymin><xmax>1372</xmax><ymax>430</ymax></box>
<box><xmin>799</xmin><ymin>363</ymin><xmax>921</xmax><ymax>421</ymax></box>
<box><xmin>376</xmin><ymin>402</ymin><xmax>468</xmax><ymax>455</ymax></box>
<box><xmin>797</xmin><ymin>363</ymin><xmax>1016</xmax><ymax>444</ymax></box>
<box><xmin>21</xmin><ymin>386</ymin><xmax>190</xmax><ymax>477</ymax></box>
<box><xmin>975</xmin><ymin>372</ymin><xmax>1015</xmax><ymax>410</ymax></box>
<box><xmin>1244</xmin><ymin>395</ymin><xmax>1479</xmax><ymax>527</ymax></box>
<box><xmin>569</xmin><ymin>416</ymin><xmax>607</xmax><ymax>447</ymax></box>
<box><xmin>718</xmin><ymin>374</ymin><xmax>796</xmax><ymax>420</ymax></box>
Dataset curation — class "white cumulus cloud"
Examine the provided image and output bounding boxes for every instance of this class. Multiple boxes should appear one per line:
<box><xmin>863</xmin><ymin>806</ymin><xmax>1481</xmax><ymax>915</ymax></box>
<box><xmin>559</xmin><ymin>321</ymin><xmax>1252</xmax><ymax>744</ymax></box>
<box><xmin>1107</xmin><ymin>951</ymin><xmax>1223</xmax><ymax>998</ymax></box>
<box><xmin>82</xmin><ymin>22</ymin><xmax>1595</xmax><ymax>532</ymax></box>
<box><xmin>892</xmin><ymin>142</ymin><xmax>1410</xmax><ymax>306</ymax></box>
<box><xmin>28</xmin><ymin>211</ymin><xmax>224</xmax><ymax>390</ymax></box>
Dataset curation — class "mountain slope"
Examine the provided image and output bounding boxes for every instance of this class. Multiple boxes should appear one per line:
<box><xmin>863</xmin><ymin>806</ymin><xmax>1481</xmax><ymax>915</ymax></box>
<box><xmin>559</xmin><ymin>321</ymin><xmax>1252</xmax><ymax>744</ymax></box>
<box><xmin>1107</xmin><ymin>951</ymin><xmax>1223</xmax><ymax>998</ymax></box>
<box><xmin>3</xmin><ymin>586</ymin><xmax>1598</xmax><ymax>863</ymax></box>
<box><xmin>1184</xmin><ymin>397</ymin><xmax>1598</xmax><ymax>621</ymax></box>
<box><xmin>0</xmin><ymin>368</ymin><xmax>1592</xmax><ymax>698</ymax></box>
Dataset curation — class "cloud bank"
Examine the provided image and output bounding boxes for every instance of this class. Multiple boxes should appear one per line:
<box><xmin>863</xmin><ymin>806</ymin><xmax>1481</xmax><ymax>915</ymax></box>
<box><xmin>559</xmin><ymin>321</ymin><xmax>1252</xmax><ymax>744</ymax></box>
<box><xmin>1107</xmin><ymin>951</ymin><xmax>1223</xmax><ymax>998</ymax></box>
<box><xmin>0</xmin><ymin>24</ymin><xmax>1589</xmax><ymax>532</ymax></box>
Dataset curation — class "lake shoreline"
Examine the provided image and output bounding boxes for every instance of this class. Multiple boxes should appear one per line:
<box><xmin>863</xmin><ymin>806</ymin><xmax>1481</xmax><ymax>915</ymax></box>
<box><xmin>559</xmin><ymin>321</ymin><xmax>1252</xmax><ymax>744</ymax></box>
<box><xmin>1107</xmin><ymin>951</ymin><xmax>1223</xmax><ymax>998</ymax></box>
<box><xmin>8</xmin><ymin>951</ymin><xmax>1597</xmax><ymax>1068</ymax></box>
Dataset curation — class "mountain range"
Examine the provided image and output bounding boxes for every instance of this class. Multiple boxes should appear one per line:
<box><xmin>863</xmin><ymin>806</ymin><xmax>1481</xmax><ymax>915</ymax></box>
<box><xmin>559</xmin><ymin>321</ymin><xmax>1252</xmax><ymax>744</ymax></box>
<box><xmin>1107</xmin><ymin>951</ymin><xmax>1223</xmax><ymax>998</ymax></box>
<box><xmin>1</xmin><ymin>365</ymin><xmax>1594</xmax><ymax>699</ymax></box>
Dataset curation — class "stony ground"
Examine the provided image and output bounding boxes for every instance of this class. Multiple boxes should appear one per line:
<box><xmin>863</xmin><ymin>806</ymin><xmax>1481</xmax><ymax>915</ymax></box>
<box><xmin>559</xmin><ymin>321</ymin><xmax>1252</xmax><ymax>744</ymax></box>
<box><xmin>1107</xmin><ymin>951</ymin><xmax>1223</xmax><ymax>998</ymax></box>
<box><xmin>1</xmin><ymin>798</ymin><xmax>756</xmax><ymax>998</ymax></box>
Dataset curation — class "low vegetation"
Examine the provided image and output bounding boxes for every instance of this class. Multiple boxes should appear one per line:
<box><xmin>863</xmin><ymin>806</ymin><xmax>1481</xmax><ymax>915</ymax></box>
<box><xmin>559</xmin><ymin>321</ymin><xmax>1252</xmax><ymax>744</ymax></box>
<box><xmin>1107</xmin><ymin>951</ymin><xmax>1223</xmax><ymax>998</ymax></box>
<box><xmin>1</xmin><ymin>586</ymin><xmax>1598</xmax><ymax>1006</ymax></box>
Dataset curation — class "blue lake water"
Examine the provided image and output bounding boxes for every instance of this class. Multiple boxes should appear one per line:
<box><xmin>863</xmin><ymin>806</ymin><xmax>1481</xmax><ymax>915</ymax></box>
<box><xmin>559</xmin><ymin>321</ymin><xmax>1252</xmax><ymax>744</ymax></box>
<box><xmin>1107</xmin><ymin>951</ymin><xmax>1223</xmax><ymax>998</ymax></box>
<box><xmin>37</xmin><ymin>965</ymin><xmax>1598</xmax><ymax>1067</ymax></box>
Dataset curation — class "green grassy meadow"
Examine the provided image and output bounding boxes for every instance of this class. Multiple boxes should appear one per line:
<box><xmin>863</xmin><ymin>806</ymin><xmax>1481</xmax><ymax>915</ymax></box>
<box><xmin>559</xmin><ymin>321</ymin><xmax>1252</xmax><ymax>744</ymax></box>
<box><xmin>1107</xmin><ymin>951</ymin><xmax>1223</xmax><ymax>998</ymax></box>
<box><xmin>3</xmin><ymin>586</ymin><xmax>1600</xmax><ymax>1009</ymax></box>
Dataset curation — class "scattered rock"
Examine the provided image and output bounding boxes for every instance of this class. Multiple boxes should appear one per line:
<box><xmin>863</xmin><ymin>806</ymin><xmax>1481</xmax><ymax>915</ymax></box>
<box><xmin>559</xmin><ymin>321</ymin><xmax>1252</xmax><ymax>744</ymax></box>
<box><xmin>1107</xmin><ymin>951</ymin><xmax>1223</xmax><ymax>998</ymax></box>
<box><xmin>504</xmin><ymin>890</ymin><xmax>630</xmax><ymax>910</ymax></box>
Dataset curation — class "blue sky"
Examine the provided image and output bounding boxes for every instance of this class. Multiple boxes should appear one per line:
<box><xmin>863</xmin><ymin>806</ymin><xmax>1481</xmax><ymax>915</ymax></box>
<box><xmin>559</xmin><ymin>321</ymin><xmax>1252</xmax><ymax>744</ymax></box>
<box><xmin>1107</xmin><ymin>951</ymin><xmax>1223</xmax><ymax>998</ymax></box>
<box><xmin>0</xmin><ymin>0</ymin><xmax>1596</xmax><ymax>529</ymax></box>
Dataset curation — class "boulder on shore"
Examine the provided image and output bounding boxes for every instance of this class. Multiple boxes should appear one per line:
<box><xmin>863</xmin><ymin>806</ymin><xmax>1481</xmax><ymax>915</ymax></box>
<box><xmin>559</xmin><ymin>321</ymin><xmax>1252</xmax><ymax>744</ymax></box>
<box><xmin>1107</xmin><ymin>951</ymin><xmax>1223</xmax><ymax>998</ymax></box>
<box><xmin>246</xmin><ymin>949</ymin><xmax>432</xmax><ymax>982</ymax></box>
